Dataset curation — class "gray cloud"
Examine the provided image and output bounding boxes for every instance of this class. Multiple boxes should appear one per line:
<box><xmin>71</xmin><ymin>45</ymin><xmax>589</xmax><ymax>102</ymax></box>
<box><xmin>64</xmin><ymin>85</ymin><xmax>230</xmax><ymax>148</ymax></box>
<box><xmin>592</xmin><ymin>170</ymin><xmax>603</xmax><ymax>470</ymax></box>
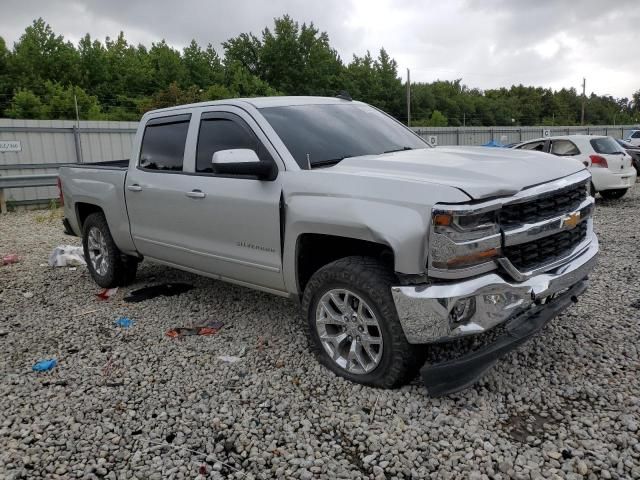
<box><xmin>1</xmin><ymin>0</ymin><xmax>638</xmax><ymax>97</ymax></box>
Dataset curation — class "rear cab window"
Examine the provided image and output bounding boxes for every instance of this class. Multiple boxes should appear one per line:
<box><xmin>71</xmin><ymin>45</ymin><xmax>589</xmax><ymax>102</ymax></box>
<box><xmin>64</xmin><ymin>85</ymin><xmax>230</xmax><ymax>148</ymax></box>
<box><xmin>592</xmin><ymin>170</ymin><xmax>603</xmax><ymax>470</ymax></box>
<box><xmin>590</xmin><ymin>137</ymin><xmax>624</xmax><ymax>155</ymax></box>
<box><xmin>139</xmin><ymin>114</ymin><xmax>191</xmax><ymax>171</ymax></box>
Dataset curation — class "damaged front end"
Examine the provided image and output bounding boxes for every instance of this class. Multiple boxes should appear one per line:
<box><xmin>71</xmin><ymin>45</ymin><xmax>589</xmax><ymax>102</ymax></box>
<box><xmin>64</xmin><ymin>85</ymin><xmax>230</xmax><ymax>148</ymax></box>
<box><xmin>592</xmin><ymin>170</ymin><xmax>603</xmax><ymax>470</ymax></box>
<box><xmin>391</xmin><ymin>170</ymin><xmax>598</xmax><ymax>396</ymax></box>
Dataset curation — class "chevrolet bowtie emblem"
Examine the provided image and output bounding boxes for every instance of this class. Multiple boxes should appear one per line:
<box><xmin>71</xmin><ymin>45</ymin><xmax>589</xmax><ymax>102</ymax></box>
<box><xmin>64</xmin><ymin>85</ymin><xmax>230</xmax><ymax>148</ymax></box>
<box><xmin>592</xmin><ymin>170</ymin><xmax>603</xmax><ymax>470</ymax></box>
<box><xmin>562</xmin><ymin>212</ymin><xmax>581</xmax><ymax>229</ymax></box>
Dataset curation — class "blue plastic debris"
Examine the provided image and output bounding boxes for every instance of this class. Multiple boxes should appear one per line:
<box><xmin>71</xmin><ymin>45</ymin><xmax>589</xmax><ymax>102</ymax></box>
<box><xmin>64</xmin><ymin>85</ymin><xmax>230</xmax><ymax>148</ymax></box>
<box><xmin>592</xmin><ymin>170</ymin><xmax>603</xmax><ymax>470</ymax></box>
<box><xmin>32</xmin><ymin>359</ymin><xmax>57</xmax><ymax>372</ymax></box>
<box><xmin>115</xmin><ymin>317</ymin><xmax>134</xmax><ymax>328</ymax></box>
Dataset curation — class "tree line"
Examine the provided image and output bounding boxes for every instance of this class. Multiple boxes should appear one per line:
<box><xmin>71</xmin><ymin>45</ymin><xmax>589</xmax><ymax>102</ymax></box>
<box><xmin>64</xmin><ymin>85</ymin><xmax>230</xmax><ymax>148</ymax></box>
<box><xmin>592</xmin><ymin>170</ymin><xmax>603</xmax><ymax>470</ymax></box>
<box><xmin>1</xmin><ymin>17</ymin><xmax>638</xmax><ymax>126</ymax></box>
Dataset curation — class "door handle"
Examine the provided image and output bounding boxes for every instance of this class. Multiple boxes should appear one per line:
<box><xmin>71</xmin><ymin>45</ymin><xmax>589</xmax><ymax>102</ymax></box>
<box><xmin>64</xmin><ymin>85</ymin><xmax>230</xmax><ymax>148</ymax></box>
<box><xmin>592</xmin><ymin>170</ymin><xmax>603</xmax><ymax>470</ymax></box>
<box><xmin>127</xmin><ymin>184</ymin><xmax>142</xmax><ymax>192</ymax></box>
<box><xmin>186</xmin><ymin>189</ymin><xmax>206</xmax><ymax>199</ymax></box>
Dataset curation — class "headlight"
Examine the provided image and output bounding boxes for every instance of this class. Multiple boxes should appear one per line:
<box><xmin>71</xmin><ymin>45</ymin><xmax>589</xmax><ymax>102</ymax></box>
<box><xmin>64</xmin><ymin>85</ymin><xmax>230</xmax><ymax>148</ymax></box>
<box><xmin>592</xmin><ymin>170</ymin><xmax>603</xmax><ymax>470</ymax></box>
<box><xmin>433</xmin><ymin>211</ymin><xmax>498</xmax><ymax>237</ymax></box>
<box><xmin>429</xmin><ymin>208</ymin><xmax>501</xmax><ymax>271</ymax></box>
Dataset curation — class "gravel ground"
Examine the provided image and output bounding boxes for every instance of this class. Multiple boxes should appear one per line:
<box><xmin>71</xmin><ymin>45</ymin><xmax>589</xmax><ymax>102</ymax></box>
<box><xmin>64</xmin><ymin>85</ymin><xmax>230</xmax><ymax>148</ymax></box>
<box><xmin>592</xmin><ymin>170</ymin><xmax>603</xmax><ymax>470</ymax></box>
<box><xmin>1</xmin><ymin>189</ymin><xmax>639</xmax><ymax>480</ymax></box>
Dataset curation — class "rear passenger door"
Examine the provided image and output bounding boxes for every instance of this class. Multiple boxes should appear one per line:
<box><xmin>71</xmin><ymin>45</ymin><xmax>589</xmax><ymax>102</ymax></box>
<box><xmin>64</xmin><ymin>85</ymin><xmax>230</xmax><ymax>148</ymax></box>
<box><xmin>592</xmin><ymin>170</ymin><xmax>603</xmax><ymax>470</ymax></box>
<box><xmin>125</xmin><ymin>114</ymin><xmax>196</xmax><ymax>261</ymax></box>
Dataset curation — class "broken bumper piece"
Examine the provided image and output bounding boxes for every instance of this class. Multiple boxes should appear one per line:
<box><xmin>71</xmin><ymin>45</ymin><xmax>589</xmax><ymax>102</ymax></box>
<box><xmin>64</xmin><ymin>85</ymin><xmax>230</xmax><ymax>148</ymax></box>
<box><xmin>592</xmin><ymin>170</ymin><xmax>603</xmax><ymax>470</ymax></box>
<box><xmin>420</xmin><ymin>280</ymin><xmax>587</xmax><ymax>396</ymax></box>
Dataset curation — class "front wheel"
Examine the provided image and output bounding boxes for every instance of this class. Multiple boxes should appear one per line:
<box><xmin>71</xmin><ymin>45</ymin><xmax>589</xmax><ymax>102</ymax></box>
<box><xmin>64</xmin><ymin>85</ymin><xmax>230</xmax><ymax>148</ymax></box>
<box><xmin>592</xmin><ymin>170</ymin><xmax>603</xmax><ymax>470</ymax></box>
<box><xmin>82</xmin><ymin>212</ymin><xmax>139</xmax><ymax>288</ymax></box>
<box><xmin>600</xmin><ymin>188</ymin><xmax>628</xmax><ymax>200</ymax></box>
<box><xmin>302</xmin><ymin>256</ymin><xmax>422</xmax><ymax>388</ymax></box>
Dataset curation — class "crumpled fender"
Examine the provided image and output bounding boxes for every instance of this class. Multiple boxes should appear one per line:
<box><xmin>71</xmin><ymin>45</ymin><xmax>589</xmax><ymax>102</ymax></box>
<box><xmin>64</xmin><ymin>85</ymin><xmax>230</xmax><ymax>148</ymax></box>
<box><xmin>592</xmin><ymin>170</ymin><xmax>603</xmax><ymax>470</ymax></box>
<box><xmin>280</xmin><ymin>170</ymin><xmax>470</xmax><ymax>294</ymax></box>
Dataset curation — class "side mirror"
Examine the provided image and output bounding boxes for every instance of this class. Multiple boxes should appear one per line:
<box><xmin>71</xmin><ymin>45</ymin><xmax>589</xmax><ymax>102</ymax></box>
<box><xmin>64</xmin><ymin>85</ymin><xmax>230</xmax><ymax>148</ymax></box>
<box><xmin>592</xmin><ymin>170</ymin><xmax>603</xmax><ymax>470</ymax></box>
<box><xmin>211</xmin><ymin>149</ymin><xmax>275</xmax><ymax>180</ymax></box>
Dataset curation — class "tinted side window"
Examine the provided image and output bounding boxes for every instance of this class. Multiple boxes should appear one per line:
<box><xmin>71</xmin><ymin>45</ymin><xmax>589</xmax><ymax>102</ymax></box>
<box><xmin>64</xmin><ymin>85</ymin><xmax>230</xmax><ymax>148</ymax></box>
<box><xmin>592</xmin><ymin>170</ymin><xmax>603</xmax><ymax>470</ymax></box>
<box><xmin>518</xmin><ymin>141</ymin><xmax>545</xmax><ymax>151</ymax></box>
<box><xmin>139</xmin><ymin>118</ymin><xmax>190</xmax><ymax>171</ymax></box>
<box><xmin>632</xmin><ymin>131</ymin><xmax>640</xmax><ymax>138</ymax></box>
<box><xmin>550</xmin><ymin>140</ymin><xmax>580</xmax><ymax>156</ymax></box>
<box><xmin>196</xmin><ymin>118</ymin><xmax>261</xmax><ymax>173</ymax></box>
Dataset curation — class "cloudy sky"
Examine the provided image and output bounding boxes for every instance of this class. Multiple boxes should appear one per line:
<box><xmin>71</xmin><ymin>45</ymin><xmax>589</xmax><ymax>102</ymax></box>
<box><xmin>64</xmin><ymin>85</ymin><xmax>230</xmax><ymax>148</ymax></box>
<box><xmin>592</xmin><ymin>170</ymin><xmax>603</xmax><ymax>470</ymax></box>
<box><xmin>2</xmin><ymin>0</ymin><xmax>639</xmax><ymax>98</ymax></box>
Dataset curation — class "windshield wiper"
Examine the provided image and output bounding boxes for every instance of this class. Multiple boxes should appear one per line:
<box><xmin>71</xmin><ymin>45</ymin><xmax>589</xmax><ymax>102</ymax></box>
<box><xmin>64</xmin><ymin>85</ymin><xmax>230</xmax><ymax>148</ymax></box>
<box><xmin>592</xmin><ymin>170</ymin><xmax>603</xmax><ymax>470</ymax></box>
<box><xmin>383</xmin><ymin>146</ymin><xmax>414</xmax><ymax>154</ymax></box>
<box><xmin>309</xmin><ymin>155</ymin><xmax>357</xmax><ymax>168</ymax></box>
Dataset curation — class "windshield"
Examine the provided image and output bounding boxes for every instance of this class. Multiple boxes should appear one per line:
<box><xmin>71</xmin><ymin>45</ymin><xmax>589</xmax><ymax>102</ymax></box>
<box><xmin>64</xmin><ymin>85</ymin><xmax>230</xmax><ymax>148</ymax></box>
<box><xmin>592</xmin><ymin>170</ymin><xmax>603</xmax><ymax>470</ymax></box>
<box><xmin>260</xmin><ymin>103</ymin><xmax>428</xmax><ymax>168</ymax></box>
<box><xmin>590</xmin><ymin>137</ymin><xmax>625</xmax><ymax>155</ymax></box>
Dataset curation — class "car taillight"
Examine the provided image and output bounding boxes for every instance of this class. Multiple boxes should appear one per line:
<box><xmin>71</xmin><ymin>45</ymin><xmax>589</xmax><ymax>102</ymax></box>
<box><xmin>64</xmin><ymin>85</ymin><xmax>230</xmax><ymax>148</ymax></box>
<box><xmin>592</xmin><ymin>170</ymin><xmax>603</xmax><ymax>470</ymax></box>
<box><xmin>57</xmin><ymin>177</ymin><xmax>64</xmax><ymax>206</ymax></box>
<box><xmin>589</xmin><ymin>155</ymin><xmax>608</xmax><ymax>168</ymax></box>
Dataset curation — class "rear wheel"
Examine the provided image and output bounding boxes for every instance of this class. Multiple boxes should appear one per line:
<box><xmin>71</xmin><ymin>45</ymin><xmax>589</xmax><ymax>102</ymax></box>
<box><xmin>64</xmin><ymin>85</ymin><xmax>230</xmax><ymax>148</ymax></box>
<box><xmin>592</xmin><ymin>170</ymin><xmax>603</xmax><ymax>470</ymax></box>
<box><xmin>82</xmin><ymin>212</ymin><xmax>139</xmax><ymax>288</ymax></box>
<box><xmin>302</xmin><ymin>256</ymin><xmax>422</xmax><ymax>388</ymax></box>
<box><xmin>600</xmin><ymin>188</ymin><xmax>628</xmax><ymax>200</ymax></box>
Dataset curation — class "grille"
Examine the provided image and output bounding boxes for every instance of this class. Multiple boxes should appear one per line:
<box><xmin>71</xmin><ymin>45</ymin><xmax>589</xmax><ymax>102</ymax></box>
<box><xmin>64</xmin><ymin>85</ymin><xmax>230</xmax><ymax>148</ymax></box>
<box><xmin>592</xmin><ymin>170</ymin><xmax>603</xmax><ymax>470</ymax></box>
<box><xmin>504</xmin><ymin>221</ymin><xmax>588</xmax><ymax>271</ymax></box>
<box><xmin>500</xmin><ymin>181</ymin><xmax>587</xmax><ymax>227</ymax></box>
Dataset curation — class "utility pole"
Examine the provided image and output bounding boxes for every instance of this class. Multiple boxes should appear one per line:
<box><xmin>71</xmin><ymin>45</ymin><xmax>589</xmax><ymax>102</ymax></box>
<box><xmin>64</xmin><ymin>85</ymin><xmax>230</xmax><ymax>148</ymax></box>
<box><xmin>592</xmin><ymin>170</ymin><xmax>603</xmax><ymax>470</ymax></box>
<box><xmin>463</xmin><ymin>112</ymin><xmax>466</xmax><ymax>127</ymax></box>
<box><xmin>406</xmin><ymin>68</ymin><xmax>411</xmax><ymax>127</ymax></box>
<box><xmin>580</xmin><ymin>77</ymin><xmax>586</xmax><ymax>126</ymax></box>
<box><xmin>74</xmin><ymin>92</ymin><xmax>80</xmax><ymax>126</ymax></box>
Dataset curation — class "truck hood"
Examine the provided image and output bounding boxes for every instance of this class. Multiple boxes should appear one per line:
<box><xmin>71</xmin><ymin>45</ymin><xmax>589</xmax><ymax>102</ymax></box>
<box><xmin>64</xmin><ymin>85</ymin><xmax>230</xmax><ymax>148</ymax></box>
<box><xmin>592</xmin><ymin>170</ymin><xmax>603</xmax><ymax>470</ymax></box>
<box><xmin>329</xmin><ymin>146</ymin><xmax>586</xmax><ymax>200</ymax></box>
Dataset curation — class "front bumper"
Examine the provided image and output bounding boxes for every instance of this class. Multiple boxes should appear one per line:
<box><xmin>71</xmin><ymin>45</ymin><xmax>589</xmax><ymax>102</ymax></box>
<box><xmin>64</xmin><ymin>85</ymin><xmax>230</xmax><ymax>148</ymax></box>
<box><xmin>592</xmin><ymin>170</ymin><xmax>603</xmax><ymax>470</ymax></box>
<box><xmin>391</xmin><ymin>232</ymin><xmax>598</xmax><ymax>396</ymax></box>
<box><xmin>391</xmin><ymin>232</ymin><xmax>598</xmax><ymax>344</ymax></box>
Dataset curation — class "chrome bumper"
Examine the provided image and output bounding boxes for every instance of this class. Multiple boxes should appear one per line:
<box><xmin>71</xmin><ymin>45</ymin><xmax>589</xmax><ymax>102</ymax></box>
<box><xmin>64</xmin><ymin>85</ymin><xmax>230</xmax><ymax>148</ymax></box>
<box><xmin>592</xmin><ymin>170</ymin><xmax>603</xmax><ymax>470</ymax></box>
<box><xmin>391</xmin><ymin>232</ymin><xmax>598</xmax><ymax>344</ymax></box>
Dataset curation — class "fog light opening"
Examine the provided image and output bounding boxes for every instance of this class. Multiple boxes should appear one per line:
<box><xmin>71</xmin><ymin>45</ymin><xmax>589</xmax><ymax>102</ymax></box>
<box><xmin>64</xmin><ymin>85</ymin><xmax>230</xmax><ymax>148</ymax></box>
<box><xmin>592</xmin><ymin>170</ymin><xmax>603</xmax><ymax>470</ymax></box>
<box><xmin>449</xmin><ymin>296</ymin><xmax>477</xmax><ymax>328</ymax></box>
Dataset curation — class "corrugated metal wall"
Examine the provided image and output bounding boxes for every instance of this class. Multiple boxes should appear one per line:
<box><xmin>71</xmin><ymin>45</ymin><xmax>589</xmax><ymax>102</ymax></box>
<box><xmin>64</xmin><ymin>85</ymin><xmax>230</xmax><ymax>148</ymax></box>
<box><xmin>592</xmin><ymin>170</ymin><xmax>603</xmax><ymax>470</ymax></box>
<box><xmin>411</xmin><ymin>125</ymin><xmax>636</xmax><ymax>146</ymax></box>
<box><xmin>0</xmin><ymin>119</ymin><xmax>136</xmax><ymax>204</ymax></box>
<box><xmin>1</xmin><ymin>119</ymin><xmax>637</xmax><ymax>206</ymax></box>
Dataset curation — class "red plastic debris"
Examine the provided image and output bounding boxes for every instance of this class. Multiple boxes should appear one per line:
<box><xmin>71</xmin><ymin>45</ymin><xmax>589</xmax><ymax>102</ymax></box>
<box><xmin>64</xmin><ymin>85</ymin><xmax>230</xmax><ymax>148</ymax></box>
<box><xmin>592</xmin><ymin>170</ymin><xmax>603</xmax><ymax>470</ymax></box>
<box><xmin>165</xmin><ymin>321</ymin><xmax>224</xmax><ymax>338</ymax></box>
<box><xmin>199</xmin><ymin>464</ymin><xmax>207</xmax><ymax>475</ymax></box>
<box><xmin>1</xmin><ymin>254</ymin><xmax>20</xmax><ymax>265</ymax></box>
<box><xmin>96</xmin><ymin>287</ymin><xmax>118</xmax><ymax>300</ymax></box>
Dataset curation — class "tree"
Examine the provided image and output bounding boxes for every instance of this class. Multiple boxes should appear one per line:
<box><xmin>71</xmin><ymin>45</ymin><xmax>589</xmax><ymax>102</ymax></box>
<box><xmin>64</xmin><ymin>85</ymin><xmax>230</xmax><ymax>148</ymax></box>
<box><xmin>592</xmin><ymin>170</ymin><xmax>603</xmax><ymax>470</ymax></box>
<box><xmin>222</xmin><ymin>33</ymin><xmax>262</xmax><ymax>77</ymax></box>
<box><xmin>40</xmin><ymin>82</ymin><xmax>102</xmax><ymax>119</ymax></box>
<box><xmin>0</xmin><ymin>36</ymin><xmax>11</xmax><ymax>113</ymax></box>
<box><xmin>148</xmin><ymin>40</ymin><xmax>187</xmax><ymax>90</ymax></box>
<box><xmin>183</xmin><ymin>40</ymin><xmax>223</xmax><ymax>88</ymax></box>
<box><xmin>224</xmin><ymin>15</ymin><xmax>343</xmax><ymax>96</ymax></box>
<box><xmin>5</xmin><ymin>89</ymin><xmax>44</xmax><ymax>118</ymax></box>
<box><xmin>9</xmin><ymin>18</ymin><xmax>80</xmax><ymax>93</ymax></box>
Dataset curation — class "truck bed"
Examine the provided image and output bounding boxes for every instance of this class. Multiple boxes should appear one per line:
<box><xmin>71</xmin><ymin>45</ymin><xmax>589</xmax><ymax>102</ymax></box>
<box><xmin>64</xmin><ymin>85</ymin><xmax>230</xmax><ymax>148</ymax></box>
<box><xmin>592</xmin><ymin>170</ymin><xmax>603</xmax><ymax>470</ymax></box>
<box><xmin>69</xmin><ymin>159</ymin><xmax>130</xmax><ymax>169</ymax></box>
<box><xmin>58</xmin><ymin>161</ymin><xmax>135</xmax><ymax>252</ymax></box>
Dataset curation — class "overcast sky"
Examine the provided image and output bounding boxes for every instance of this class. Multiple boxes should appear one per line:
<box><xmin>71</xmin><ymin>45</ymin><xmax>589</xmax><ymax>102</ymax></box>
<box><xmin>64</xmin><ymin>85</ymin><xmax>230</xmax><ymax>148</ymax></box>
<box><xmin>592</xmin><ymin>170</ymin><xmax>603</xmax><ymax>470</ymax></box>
<box><xmin>2</xmin><ymin>0</ymin><xmax>639</xmax><ymax>98</ymax></box>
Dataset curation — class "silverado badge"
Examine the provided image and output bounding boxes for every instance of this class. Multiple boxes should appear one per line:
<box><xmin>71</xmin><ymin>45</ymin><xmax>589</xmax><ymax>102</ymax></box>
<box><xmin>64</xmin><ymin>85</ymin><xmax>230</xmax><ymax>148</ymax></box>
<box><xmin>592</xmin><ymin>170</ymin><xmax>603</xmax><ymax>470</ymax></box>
<box><xmin>562</xmin><ymin>212</ymin><xmax>581</xmax><ymax>230</ymax></box>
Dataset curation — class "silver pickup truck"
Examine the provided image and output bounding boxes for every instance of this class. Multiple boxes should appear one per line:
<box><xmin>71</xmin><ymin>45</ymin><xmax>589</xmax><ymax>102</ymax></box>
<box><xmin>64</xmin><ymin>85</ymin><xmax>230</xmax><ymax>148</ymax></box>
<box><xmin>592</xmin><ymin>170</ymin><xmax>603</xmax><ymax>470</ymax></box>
<box><xmin>59</xmin><ymin>96</ymin><xmax>598</xmax><ymax>395</ymax></box>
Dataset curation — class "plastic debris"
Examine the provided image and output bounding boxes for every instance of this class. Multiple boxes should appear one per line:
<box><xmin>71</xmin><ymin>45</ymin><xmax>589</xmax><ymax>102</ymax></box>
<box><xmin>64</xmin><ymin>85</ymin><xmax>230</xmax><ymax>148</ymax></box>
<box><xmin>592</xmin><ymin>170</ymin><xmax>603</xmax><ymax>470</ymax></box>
<box><xmin>32</xmin><ymin>359</ymin><xmax>57</xmax><ymax>372</ymax></box>
<box><xmin>22</xmin><ymin>291</ymin><xmax>34</xmax><ymax>299</ymax></box>
<box><xmin>124</xmin><ymin>283</ymin><xmax>194</xmax><ymax>303</ymax></box>
<box><xmin>218</xmin><ymin>355</ymin><xmax>242</xmax><ymax>363</ymax></box>
<box><xmin>48</xmin><ymin>245</ymin><xmax>86</xmax><ymax>267</ymax></box>
<box><xmin>166</xmin><ymin>321</ymin><xmax>224</xmax><ymax>338</ymax></box>
<box><xmin>96</xmin><ymin>287</ymin><xmax>118</xmax><ymax>301</ymax></box>
<box><xmin>2</xmin><ymin>253</ymin><xmax>20</xmax><ymax>265</ymax></box>
<box><xmin>115</xmin><ymin>317</ymin><xmax>134</xmax><ymax>328</ymax></box>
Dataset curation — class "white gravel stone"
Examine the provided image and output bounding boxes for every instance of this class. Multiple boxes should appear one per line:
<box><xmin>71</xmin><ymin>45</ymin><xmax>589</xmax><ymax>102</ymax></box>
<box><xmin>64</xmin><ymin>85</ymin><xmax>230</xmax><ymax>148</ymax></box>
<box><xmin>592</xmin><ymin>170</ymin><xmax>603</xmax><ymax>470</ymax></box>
<box><xmin>1</xmin><ymin>187</ymin><xmax>640</xmax><ymax>479</ymax></box>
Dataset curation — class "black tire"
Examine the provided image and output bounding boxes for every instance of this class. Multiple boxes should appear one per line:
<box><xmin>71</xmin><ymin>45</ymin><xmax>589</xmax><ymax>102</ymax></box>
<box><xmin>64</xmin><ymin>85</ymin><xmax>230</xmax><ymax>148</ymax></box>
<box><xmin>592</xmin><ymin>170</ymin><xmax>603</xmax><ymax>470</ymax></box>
<box><xmin>600</xmin><ymin>188</ymin><xmax>628</xmax><ymax>200</ymax></box>
<box><xmin>82</xmin><ymin>212</ymin><xmax>139</xmax><ymax>288</ymax></box>
<box><xmin>302</xmin><ymin>256</ymin><xmax>422</xmax><ymax>388</ymax></box>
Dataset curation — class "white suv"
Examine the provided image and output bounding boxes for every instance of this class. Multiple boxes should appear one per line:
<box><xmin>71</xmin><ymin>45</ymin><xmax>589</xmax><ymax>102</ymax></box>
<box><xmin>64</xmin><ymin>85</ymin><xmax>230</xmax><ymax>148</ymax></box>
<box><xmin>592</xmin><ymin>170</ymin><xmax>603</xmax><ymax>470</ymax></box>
<box><xmin>514</xmin><ymin>135</ymin><xmax>637</xmax><ymax>199</ymax></box>
<box><xmin>625</xmin><ymin>129</ymin><xmax>640</xmax><ymax>147</ymax></box>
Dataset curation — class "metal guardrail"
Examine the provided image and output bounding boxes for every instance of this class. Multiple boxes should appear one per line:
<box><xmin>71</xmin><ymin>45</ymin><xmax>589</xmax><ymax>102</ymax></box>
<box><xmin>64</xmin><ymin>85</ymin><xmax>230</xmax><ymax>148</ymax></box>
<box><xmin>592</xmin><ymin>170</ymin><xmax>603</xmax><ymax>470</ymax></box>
<box><xmin>0</xmin><ymin>174</ymin><xmax>59</xmax><ymax>214</ymax></box>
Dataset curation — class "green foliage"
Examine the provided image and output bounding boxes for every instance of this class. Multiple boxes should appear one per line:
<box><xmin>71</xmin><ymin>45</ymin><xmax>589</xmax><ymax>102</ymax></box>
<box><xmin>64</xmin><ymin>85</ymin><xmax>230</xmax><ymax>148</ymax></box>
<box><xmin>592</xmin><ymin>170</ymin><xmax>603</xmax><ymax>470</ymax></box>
<box><xmin>6</xmin><ymin>82</ymin><xmax>101</xmax><ymax>120</ymax></box>
<box><xmin>5</xmin><ymin>89</ymin><xmax>44</xmax><ymax>118</ymax></box>
<box><xmin>412</xmin><ymin>110</ymin><xmax>448</xmax><ymax>127</ymax></box>
<box><xmin>1</xmin><ymin>18</ymin><xmax>638</xmax><ymax>126</ymax></box>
